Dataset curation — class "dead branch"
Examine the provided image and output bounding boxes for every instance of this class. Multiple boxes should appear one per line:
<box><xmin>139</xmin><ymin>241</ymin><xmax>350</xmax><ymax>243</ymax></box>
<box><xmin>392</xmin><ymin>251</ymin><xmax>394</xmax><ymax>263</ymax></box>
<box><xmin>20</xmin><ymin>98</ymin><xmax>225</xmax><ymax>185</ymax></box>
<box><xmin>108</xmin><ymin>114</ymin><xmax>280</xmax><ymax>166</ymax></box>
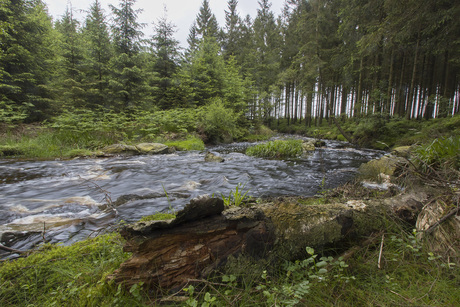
<box><xmin>0</xmin><ymin>244</ymin><xmax>27</xmax><ymax>255</ymax></box>
<box><xmin>424</xmin><ymin>207</ymin><xmax>460</xmax><ymax>235</ymax></box>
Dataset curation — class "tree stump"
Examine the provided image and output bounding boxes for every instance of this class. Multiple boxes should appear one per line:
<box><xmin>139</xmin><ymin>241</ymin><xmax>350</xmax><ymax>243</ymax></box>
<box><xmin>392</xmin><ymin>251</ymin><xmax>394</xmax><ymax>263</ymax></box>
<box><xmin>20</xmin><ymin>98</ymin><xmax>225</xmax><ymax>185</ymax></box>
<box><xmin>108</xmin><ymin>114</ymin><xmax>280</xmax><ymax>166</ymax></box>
<box><xmin>110</xmin><ymin>192</ymin><xmax>426</xmax><ymax>293</ymax></box>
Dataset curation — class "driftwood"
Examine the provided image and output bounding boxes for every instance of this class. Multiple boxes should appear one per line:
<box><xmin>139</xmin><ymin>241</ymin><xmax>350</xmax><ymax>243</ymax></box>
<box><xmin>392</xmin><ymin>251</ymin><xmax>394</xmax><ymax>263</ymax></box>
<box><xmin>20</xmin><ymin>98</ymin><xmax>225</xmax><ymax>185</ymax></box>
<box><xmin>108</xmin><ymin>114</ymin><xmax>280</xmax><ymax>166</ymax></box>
<box><xmin>110</xmin><ymin>192</ymin><xmax>426</xmax><ymax>293</ymax></box>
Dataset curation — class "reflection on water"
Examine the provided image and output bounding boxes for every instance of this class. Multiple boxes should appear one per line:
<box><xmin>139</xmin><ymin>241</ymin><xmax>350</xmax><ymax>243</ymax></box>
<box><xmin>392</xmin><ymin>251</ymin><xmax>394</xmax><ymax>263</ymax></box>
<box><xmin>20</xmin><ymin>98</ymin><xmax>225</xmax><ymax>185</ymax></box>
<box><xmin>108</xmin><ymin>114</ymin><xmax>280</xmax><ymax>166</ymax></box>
<box><xmin>0</xmin><ymin>139</ymin><xmax>383</xmax><ymax>256</ymax></box>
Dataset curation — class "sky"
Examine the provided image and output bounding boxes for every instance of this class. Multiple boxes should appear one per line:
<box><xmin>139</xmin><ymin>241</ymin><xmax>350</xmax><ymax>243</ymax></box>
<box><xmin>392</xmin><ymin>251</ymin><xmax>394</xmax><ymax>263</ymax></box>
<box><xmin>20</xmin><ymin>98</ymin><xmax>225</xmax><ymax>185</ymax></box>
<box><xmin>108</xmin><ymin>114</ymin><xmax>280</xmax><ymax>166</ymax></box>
<box><xmin>43</xmin><ymin>0</ymin><xmax>286</xmax><ymax>47</ymax></box>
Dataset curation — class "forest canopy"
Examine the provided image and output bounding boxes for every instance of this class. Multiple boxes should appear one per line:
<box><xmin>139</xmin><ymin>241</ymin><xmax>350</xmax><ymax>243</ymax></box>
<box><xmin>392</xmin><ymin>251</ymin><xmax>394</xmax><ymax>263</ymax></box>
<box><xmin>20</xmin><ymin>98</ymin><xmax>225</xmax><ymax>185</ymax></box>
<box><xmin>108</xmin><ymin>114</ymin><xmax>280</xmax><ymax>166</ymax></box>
<box><xmin>1</xmin><ymin>0</ymin><xmax>459</xmax><ymax>125</ymax></box>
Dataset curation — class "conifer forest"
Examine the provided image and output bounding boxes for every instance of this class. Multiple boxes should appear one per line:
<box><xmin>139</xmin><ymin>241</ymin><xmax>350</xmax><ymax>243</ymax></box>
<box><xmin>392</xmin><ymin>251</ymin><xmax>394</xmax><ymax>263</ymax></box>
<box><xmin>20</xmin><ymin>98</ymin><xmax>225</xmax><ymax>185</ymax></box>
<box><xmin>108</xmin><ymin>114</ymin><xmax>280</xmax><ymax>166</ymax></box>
<box><xmin>1</xmin><ymin>0</ymin><xmax>459</xmax><ymax>126</ymax></box>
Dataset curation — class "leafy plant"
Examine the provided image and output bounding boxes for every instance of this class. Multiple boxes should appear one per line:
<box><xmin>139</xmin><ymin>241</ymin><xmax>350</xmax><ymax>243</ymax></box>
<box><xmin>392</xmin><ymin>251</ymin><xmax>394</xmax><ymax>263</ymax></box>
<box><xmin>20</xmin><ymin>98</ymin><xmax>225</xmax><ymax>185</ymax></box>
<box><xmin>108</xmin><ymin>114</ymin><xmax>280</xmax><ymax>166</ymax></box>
<box><xmin>221</xmin><ymin>183</ymin><xmax>250</xmax><ymax>207</ymax></box>
<box><xmin>414</xmin><ymin>136</ymin><xmax>460</xmax><ymax>171</ymax></box>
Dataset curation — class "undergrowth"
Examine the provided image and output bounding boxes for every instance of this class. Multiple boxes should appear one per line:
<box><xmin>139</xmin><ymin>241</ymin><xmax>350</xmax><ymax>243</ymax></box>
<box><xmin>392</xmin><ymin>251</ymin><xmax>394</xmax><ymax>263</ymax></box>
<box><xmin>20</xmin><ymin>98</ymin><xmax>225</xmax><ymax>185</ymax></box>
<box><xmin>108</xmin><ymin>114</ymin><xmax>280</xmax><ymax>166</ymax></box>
<box><xmin>0</xmin><ymin>233</ymin><xmax>148</xmax><ymax>306</ymax></box>
<box><xmin>179</xmin><ymin>223</ymin><xmax>459</xmax><ymax>306</ymax></box>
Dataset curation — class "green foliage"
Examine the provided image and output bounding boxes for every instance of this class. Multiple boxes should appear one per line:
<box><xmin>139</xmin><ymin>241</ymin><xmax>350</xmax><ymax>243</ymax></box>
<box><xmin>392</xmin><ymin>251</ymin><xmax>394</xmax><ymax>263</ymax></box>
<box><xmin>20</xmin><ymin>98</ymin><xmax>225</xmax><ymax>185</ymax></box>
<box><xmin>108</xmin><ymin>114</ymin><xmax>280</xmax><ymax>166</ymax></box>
<box><xmin>241</xmin><ymin>124</ymin><xmax>275</xmax><ymax>142</ymax></box>
<box><xmin>198</xmin><ymin>99</ymin><xmax>239</xmax><ymax>143</ymax></box>
<box><xmin>164</xmin><ymin>136</ymin><xmax>205</xmax><ymax>151</ymax></box>
<box><xmin>414</xmin><ymin>136</ymin><xmax>460</xmax><ymax>171</ymax></box>
<box><xmin>186</xmin><ymin>222</ymin><xmax>459</xmax><ymax>306</ymax></box>
<box><xmin>246</xmin><ymin>139</ymin><xmax>303</xmax><ymax>159</ymax></box>
<box><xmin>0</xmin><ymin>101</ymin><xmax>29</xmax><ymax>124</ymax></box>
<box><xmin>0</xmin><ymin>108</ymin><xmax>203</xmax><ymax>158</ymax></box>
<box><xmin>221</xmin><ymin>182</ymin><xmax>250</xmax><ymax>207</ymax></box>
<box><xmin>0</xmin><ymin>233</ymin><xmax>147</xmax><ymax>306</ymax></box>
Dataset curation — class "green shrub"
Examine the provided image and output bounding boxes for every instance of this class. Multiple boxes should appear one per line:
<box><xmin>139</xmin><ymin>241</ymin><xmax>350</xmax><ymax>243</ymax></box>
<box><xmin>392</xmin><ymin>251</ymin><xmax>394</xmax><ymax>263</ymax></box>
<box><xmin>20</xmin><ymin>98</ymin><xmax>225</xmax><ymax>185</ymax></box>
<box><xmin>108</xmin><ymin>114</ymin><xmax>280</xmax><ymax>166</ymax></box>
<box><xmin>246</xmin><ymin>139</ymin><xmax>303</xmax><ymax>159</ymax></box>
<box><xmin>198</xmin><ymin>99</ymin><xmax>239</xmax><ymax>143</ymax></box>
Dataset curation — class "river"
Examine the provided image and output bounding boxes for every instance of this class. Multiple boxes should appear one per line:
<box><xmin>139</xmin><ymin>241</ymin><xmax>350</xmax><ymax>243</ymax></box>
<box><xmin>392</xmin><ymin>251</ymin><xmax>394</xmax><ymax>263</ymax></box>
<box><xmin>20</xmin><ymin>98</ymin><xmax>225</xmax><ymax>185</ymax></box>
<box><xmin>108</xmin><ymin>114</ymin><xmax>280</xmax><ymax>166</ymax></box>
<box><xmin>0</xmin><ymin>138</ymin><xmax>383</xmax><ymax>257</ymax></box>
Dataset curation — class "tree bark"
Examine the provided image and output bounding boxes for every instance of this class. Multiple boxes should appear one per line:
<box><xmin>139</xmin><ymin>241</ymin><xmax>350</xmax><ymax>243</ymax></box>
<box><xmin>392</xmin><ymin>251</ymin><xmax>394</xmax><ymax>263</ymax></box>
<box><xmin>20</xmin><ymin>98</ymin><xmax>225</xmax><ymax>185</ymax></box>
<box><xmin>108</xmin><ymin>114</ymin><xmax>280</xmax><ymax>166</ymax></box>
<box><xmin>110</xmin><ymin>192</ymin><xmax>426</xmax><ymax>293</ymax></box>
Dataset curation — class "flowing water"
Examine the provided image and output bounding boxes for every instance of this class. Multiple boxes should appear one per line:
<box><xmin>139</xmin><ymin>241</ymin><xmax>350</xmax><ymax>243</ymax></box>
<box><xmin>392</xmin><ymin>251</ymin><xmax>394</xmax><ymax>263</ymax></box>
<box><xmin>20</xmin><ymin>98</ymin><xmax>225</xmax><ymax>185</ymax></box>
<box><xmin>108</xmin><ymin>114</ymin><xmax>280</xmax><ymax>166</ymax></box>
<box><xmin>0</xmin><ymin>138</ymin><xmax>383</xmax><ymax>257</ymax></box>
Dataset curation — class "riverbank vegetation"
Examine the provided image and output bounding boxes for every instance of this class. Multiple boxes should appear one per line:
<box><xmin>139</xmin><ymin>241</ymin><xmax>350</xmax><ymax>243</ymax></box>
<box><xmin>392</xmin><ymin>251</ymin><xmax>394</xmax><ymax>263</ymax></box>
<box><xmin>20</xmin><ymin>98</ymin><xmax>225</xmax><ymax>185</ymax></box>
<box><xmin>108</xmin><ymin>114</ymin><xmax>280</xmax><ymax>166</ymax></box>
<box><xmin>246</xmin><ymin>139</ymin><xmax>303</xmax><ymax>159</ymax></box>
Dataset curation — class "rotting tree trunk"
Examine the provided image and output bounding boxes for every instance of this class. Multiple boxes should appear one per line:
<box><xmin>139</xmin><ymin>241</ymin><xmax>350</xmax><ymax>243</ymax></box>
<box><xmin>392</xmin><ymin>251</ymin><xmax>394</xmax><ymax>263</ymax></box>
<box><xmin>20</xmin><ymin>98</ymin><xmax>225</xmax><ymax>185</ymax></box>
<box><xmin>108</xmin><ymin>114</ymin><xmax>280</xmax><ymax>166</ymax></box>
<box><xmin>110</xmin><ymin>193</ymin><xmax>427</xmax><ymax>293</ymax></box>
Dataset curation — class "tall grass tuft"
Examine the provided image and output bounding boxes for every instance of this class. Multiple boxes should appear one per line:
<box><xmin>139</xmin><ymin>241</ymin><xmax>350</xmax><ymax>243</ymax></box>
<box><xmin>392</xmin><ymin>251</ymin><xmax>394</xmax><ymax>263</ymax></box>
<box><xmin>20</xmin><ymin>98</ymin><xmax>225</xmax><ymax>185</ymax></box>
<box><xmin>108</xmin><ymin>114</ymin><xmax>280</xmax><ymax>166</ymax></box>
<box><xmin>246</xmin><ymin>139</ymin><xmax>303</xmax><ymax>159</ymax></box>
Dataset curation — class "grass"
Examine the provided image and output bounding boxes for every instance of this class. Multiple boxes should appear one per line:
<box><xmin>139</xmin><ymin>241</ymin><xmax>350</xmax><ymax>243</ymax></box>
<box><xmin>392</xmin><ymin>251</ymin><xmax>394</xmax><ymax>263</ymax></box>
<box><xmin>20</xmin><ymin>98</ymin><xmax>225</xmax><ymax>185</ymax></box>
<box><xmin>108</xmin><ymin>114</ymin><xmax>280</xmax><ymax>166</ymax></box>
<box><xmin>182</xmin><ymin>221</ymin><xmax>459</xmax><ymax>306</ymax></box>
<box><xmin>246</xmin><ymin>139</ymin><xmax>303</xmax><ymax>159</ymax></box>
<box><xmin>0</xmin><ymin>233</ymin><xmax>148</xmax><ymax>306</ymax></box>
<box><xmin>0</xmin><ymin>126</ymin><xmax>204</xmax><ymax>159</ymax></box>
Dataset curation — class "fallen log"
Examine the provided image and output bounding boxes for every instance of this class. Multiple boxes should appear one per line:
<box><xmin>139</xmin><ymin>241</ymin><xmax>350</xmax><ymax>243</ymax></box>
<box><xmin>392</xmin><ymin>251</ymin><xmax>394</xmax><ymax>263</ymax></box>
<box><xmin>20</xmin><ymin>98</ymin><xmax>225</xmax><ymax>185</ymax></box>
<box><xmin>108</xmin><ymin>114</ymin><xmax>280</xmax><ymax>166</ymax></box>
<box><xmin>110</xmin><ymin>192</ymin><xmax>427</xmax><ymax>293</ymax></box>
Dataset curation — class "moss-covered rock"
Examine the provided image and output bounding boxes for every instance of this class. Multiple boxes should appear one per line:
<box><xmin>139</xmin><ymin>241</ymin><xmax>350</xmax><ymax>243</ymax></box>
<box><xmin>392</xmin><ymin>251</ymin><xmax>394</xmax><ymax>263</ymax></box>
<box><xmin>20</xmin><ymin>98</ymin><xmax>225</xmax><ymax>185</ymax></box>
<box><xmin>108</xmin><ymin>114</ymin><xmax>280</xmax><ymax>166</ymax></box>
<box><xmin>135</xmin><ymin>143</ymin><xmax>169</xmax><ymax>154</ymax></box>
<box><xmin>205</xmin><ymin>151</ymin><xmax>225</xmax><ymax>162</ymax></box>
<box><xmin>302</xmin><ymin>140</ymin><xmax>316</xmax><ymax>152</ymax></box>
<box><xmin>358</xmin><ymin>154</ymin><xmax>405</xmax><ymax>181</ymax></box>
<box><xmin>391</xmin><ymin>146</ymin><xmax>413</xmax><ymax>158</ymax></box>
<box><xmin>102</xmin><ymin>144</ymin><xmax>139</xmax><ymax>155</ymax></box>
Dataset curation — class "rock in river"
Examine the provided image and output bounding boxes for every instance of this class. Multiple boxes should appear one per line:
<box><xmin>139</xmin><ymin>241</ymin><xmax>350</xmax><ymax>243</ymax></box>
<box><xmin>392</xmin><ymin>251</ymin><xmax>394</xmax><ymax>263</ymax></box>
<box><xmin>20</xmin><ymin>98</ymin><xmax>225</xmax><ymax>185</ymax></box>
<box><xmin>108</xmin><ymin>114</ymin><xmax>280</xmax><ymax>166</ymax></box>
<box><xmin>135</xmin><ymin>143</ymin><xmax>170</xmax><ymax>155</ymax></box>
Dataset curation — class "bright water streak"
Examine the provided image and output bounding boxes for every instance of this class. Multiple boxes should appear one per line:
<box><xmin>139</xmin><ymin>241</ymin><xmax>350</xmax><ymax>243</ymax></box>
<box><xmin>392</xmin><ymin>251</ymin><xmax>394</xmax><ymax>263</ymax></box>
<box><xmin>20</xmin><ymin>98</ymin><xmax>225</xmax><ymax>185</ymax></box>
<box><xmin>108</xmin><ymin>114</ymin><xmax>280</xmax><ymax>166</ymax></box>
<box><xmin>0</xmin><ymin>140</ymin><xmax>383</xmax><ymax>254</ymax></box>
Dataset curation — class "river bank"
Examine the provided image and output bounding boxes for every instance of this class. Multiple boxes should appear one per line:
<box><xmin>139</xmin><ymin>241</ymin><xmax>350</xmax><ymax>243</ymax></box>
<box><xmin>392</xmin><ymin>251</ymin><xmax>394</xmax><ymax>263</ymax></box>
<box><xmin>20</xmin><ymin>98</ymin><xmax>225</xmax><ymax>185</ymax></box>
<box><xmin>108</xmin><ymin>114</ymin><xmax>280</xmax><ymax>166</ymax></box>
<box><xmin>0</xmin><ymin>116</ymin><xmax>459</xmax><ymax>306</ymax></box>
<box><xmin>0</xmin><ymin>136</ymin><xmax>459</xmax><ymax>305</ymax></box>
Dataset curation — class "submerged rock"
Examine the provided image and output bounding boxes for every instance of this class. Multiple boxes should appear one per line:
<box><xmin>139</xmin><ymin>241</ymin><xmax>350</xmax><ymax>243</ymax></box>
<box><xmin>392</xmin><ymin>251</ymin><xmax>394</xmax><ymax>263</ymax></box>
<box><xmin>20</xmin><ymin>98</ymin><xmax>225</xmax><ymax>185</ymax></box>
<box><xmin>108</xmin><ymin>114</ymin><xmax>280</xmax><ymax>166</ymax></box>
<box><xmin>205</xmin><ymin>151</ymin><xmax>225</xmax><ymax>162</ymax></box>
<box><xmin>101</xmin><ymin>143</ymin><xmax>171</xmax><ymax>156</ymax></box>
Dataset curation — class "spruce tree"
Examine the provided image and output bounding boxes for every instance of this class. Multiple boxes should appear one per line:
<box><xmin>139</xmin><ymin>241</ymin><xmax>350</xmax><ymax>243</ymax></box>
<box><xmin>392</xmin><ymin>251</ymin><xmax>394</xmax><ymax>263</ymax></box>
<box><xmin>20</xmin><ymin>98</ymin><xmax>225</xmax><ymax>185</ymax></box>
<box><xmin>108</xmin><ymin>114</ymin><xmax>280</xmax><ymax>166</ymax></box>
<box><xmin>223</xmin><ymin>0</ymin><xmax>242</xmax><ymax>59</ymax></box>
<box><xmin>0</xmin><ymin>0</ymin><xmax>56</xmax><ymax>122</ymax></box>
<box><xmin>109</xmin><ymin>0</ymin><xmax>154</xmax><ymax>110</ymax></box>
<box><xmin>55</xmin><ymin>6</ymin><xmax>86</xmax><ymax>108</ymax></box>
<box><xmin>195</xmin><ymin>0</ymin><xmax>219</xmax><ymax>40</ymax></box>
<box><xmin>82</xmin><ymin>0</ymin><xmax>112</xmax><ymax>108</ymax></box>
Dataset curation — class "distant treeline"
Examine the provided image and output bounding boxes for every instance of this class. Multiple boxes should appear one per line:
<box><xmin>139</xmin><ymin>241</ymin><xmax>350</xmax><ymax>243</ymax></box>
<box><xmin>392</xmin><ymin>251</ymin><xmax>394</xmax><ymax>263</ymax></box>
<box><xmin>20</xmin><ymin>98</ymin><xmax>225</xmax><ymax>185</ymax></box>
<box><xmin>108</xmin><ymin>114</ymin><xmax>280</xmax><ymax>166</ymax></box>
<box><xmin>1</xmin><ymin>0</ymin><xmax>459</xmax><ymax>124</ymax></box>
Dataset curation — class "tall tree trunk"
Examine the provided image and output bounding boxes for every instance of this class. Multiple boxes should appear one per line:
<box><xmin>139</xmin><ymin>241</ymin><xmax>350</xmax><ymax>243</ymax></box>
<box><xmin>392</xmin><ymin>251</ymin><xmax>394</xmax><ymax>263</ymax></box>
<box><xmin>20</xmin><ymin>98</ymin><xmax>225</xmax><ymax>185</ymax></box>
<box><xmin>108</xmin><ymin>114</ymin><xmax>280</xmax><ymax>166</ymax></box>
<box><xmin>396</xmin><ymin>53</ymin><xmax>406</xmax><ymax>117</ymax></box>
<box><xmin>406</xmin><ymin>31</ymin><xmax>421</xmax><ymax>120</ymax></box>
<box><xmin>305</xmin><ymin>83</ymin><xmax>313</xmax><ymax>127</ymax></box>
<box><xmin>294</xmin><ymin>84</ymin><xmax>299</xmax><ymax>123</ymax></box>
<box><xmin>386</xmin><ymin>47</ymin><xmax>395</xmax><ymax>116</ymax></box>
<box><xmin>285</xmin><ymin>83</ymin><xmax>290</xmax><ymax>125</ymax></box>
<box><xmin>424</xmin><ymin>56</ymin><xmax>436</xmax><ymax>120</ymax></box>
<box><xmin>341</xmin><ymin>86</ymin><xmax>348</xmax><ymax>118</ymax></box>
<box><xmin>440</xmin><ymin>50</ymin><xmax>449</xmax><ymax>117</ymax></box>
<box><xmin>355</xmin><ymin>56</ymin><xmax>364</xmax><ymax>118</ymax></box>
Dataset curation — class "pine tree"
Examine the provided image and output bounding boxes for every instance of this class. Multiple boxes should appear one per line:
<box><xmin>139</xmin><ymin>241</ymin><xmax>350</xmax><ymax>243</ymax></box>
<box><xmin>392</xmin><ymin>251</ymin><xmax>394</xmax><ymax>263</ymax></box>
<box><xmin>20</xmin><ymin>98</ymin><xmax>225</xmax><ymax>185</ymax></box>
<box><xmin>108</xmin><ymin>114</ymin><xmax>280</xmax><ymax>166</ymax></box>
<box><xmin>109</xmin><ymin>0</ymin><xmax>153</xmax><ymax>110</ymax></box>
<box><xmin>195</xmin><ymin>0</ymin><xmax>219</xmax><ymax>40</ymax></box>
<box><xmin>252</xmin><ymin>0</ymin><xmax>281</xmax><ymax>120</ymax></box>
<box><xmin>55</xmin><ymin>5</ymin><xmax>86</xmax><ymax>107</ymax></box>
<box><xmin>82</xmin><ymin>0</ymin><xmax>112</xmax><ymax>108</ymax></box>
<box><xmin>186</xmin><ymin>37</ymin><xmax>226</xmax><ymax>106</ymax></box>
<box><xmin>0</xmin><ymin>0</ymin><xmax>56</xmax><ymax>122</ymax></box>
<box><xmin>151</xmin><ymin>8</ymin><xmax>181</xmax><ymax>109</ymax></box>
<box><xmin>109</xmin><ymin>0</ymin><xmax>144</xmax><ymax>56</ymax></box>
<box><xmin>223</xmin><ymin>0</ymin><xmax>242</xmax><ymax>59</ymax></box>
